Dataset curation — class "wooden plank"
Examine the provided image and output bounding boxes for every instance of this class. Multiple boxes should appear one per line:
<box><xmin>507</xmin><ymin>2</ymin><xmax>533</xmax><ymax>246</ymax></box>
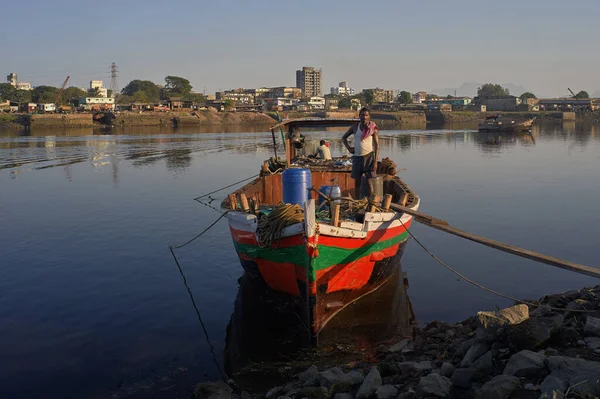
<box><xmin>389</xmin><ymin>203</ymin><xmax>600</xmax><ymax>279</ymax></box>
<box><xmin>239</xmin><ymin>193</ymin><xmax>249</xmax><ymax>212</ymax></box>
<box><xmin>382</xmin><ymin>194</ymin><xmax>392</xmax><ymax>211</ymax></box>
<box><xmin>318</xmin><ymin>224</ymin><xmax>367</xmax><ymax>238</ymax></box>
<box><xmin>340</xmin><ymin>221</ymin><xmax>364</xmax><ymax>231</ymax></box>
<box><xmin>363</xmin><ymin>212</ymin><xmax>396</xmax><ymax>222</ymax></box>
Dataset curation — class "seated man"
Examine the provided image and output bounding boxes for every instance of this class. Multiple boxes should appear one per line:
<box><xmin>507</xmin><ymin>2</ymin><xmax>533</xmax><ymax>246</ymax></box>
<box><xmin>314</xmin><ymin>139</ymin><xmax>332</xmax><ymax>160</ymax></box>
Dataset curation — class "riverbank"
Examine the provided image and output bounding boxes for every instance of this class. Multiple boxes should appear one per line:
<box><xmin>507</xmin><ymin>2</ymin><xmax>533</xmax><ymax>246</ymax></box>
<box><xmin>196</xmin><ymin>286</ymin><xmax>600</xmax><ymax>399</ymax></box>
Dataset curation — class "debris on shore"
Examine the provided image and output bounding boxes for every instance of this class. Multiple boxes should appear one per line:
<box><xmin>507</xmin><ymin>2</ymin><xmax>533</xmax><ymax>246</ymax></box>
<box><xmin>196</xmin><ymin>285</ymin><xmax>600</xmax><ymax>399</ymax></box>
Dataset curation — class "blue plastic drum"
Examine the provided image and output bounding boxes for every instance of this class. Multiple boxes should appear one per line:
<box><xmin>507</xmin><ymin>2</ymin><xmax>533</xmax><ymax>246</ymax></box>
<box><xmin>282</xmin><ymin>168</ymin><xmax>312</xmax><ymax>206</ymax></box>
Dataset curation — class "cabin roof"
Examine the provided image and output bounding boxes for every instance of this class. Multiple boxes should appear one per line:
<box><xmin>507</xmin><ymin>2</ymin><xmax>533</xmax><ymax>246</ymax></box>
<box><xmin>270</xmin><ymin>117</ymin><xmax>359</xmax><ymax>131</ymax></box>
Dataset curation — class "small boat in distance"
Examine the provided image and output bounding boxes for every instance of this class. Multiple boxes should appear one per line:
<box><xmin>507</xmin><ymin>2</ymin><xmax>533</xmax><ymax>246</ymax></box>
<box><xmin>478</xmin><ymin>115</ymin><xmax>535</xmax><ymax>132</ymax></box>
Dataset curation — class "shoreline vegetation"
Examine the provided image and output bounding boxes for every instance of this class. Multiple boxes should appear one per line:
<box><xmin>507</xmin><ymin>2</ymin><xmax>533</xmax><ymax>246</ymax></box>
<box><xmin>1</xmin><ymin>110</ymin><xmax>600</xmax><ymax>131</ymax></box>
<box><xmin>193</xmin><ymin>286</ymin><xmax>600</xmax><ymax>399</ymax></box>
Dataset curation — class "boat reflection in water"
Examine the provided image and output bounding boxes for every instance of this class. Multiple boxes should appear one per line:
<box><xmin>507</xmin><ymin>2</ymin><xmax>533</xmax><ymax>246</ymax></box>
<box><xmin>224</xmin><ymin>260</ymin><xmax>415</xmax><ymax>391</ymax></box>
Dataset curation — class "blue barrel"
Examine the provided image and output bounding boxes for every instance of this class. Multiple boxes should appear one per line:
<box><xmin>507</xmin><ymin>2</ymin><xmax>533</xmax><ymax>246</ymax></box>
<box><xmin>282</xmin><ymin>168</ymin><xmax>312</xmax><ymax>205</ymax></box>
<box><xmin>318</xmin><ymin>185</ymin><xmax>342</xmax><ymax>207</ymax></box>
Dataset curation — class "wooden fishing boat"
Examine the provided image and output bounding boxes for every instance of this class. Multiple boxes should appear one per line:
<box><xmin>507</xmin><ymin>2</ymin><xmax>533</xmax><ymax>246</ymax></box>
<box><xmin>478</xmin><ymin>115</ymin><xmax>535</xmax><ymax>132</ymax></box>
<box><xmin>221</xmin><ymin>118</ymin><xmax>420</xmax><ymax>344</ymax></box>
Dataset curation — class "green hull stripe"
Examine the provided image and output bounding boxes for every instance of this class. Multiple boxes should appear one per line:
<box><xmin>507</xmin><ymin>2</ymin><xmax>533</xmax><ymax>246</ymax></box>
<box><xmin>234</xmin><ymin>242</ymin><xmax>307</xmax><ymax>266</ymax></box>
<box><xmin>309</xmin><ymin>231</ymin><xmax>409</xmax><ymax>280</ymax></box>
<box><xmin>234</xmin><ymin>231</ymin><xmax>409</xmax><ymax>281</ymax></box>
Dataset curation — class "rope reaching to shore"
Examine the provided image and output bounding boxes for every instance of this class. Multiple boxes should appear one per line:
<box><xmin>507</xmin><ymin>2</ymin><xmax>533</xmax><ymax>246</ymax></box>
<box><xmin>397</xmin><ymin>218</ymin><xmax>598</xmax><ymax>314</ymax></box>
<box><xmin>256</xmin><ymin>204</ymin><xmax>304</xmax><ymax>248</ymax></box>
<box><xmin>193</xmin><ymin>174</ymin><xmax>258</xmax><ymax>200</ymax></box>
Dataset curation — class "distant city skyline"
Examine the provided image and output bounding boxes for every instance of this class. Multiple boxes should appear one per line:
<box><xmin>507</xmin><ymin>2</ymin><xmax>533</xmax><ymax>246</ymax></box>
<box><xmin>2</xmin><ymin>0</ymin><xmax>599</xmax><ymax>98</ymax></box>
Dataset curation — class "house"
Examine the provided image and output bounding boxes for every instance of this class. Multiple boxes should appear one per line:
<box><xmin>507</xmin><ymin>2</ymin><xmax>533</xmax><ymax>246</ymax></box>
<box><xmin>325</xmin><ymin>97</ymin><xmax>339</xmax><ymax>110</ymax></box>
<box><xmin>425</xmin><ymin>97</ymin><xmax>472</xmax><ymax>110</ymax></box>
<box><xmin>78</xmin><ymin>97</ymin><xmax>115</xmax><ymax>111</ymax></box>
<box><xmin>167</xmin><ymin>97</ymin><xmax>193</xmax><ymax>110</ymax></box>
<box><xmin>39</xmin><ymin>103</ymin><xmax>56</xmax><ymax>113</ymax></box>
<box><xmin>412</xmin><ymin>91</ymin><xmax>428</xmax><ymax>104</ymax></box>
<box><xmin>307</xmin><ymin>96</ymin><xmax>325</xmax><ymax>110</ymax></box>
<box><xmin>474</xmin><ymin>96</ymin><xmax>521</xmax><ymax>112</ymax></box>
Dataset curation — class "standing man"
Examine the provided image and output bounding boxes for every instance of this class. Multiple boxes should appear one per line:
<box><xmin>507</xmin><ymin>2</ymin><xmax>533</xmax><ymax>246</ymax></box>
<box><xmin>342</xmin><ymin>107</ymin><xmax>379</xmax><ymax>199</ymax></box>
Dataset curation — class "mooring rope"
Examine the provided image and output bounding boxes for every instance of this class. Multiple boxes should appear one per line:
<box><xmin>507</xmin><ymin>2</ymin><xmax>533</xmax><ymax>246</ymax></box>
<box><xmin>397</xmin><ymin>217</ymin><xmax>597</xmax><ymax>314</ymax></box>
<box><xmin>193</xmin><ymin>174</ymin><xmax>259</xmax><ymax>200</ymax></box>
<box><xmin>168</xmin><ymin>213</ymin><xmax>230</xmax><ymax>381</ymax></box>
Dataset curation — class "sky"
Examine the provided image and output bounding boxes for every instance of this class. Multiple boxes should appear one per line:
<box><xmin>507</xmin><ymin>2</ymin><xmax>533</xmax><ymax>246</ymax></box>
<box><xmin>2</xmin><ymin>0</ymin><xmax>599</xmax><ymax>98</ymax></box>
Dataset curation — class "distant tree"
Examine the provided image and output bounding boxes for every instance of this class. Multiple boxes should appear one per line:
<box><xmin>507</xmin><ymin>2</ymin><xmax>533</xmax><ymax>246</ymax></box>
<box><xmin>117</xmin><ymin>94</ymin><xmax>133</xmax><ymax>104</ymax></box>
<box><xmin>224</xmin><ymin>99</ymin><xmax>236</xmax><ymax>110</ymax></box>
<box><xmin>121</xmin><ymin>80</ymin><xmax>161</xmax><ymax>101</ymax></box>
<box><xmin>426</xmin><ymin>94</ymin><xmax>440</xmax><ymax>100</ymax></box>
<box><xmin>132</xmin><ymin>90</ymin><xmax>150</xmax><ymax>103</ymax></box>
<box><xmin>338</xmin><ymin>97</ymin><xmax>352</xmax><ymax>109</ymax></box>
<box><xmin>398</xmin><ymin>91</ymin><xmax>413</xmax><ymax>105</ymax></box>
<box><xmin>0</xmin><ymin>83</ymin><xmax>16</xmax><ymax>101</ymax></box>
<box><xmin>13</xmin><ymin>89</ymin><xmax>32</xmax><ymax>105</ymax></box>
<box><xmin>61</xmin><ymin>87</ymin><xmax>87</xmax><ymax>105</ymax></box>
<box><xmin>88</xmin><ymin>87</ymin><xmax>102</xmax><ymax>97</ymax></box>
<box><xmin>519</xmin><ymin>92</ymin><xmax>537</xmax><ymax>101</ymax></box>
<box><xmin>164</xmin><ymin>76</ymin><xmax>192</xmax><ymax>98</ymax></box>
<box><xmin>182</xmin><ymin>93</ymin><xmax>207</xmax><ymax>103</ymax></box>
<box><xmin>574</xmin><ymin>90</ymin><xmax>589</xmax><ymax>99</ymax></box>
<box><xmin>477</xmin><ymin>83</ymin><xmax>509</xmax><ymax>97</ymax></box>
<box><xmin>107</xmin><ymin>89</ymin><xmax>113</xmax><ymax>98</ymax></box>
<box><xmin>33</xmin><ymin>86</ymin><xmax>60</xmax><ymax>103</ymax></box>
<box><xmin>363</xmin><ymin>89</ymin><xmax>375</xmax><ymax>105</ymax></box>
<box><xmin>446</xmin><ymin>94</ymin><xmax>453</xmax><ymax>99</ymax></box>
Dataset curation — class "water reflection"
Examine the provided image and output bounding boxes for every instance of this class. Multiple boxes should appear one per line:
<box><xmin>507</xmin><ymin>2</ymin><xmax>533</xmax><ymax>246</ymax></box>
<box><xmin>224</xmin><ymin>265</ymin><xmax>415</xmax><ymax>391</ymax></box>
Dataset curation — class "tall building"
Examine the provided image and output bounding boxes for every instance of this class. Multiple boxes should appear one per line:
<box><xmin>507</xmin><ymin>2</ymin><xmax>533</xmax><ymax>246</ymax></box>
<box><xmin>296</xmin><ymin>66</ymin><xmax>322</xmax><ymax>97</ymax></box>
<box><xmin>89</xmin><ymin>80</ymin><xmax>108</xmax><ymax>98</ymax></box>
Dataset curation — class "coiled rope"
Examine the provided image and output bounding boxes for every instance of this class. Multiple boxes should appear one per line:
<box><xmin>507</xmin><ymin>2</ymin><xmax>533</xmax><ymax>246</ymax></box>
<box><xmin>256</xmin><ymin>204</ymin><xmax>304</xmax><ymax>248</ymax></box>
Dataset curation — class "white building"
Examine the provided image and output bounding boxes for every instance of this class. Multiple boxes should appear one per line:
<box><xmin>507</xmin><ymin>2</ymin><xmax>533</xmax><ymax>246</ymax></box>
<box><xmin>330</xmin><ymin>81</ymin><xmax>355</xmax><ymax>96</ymax></box>
<box><xmin>6</xmin><ymin>73</ymin><xmax>33</xmax><ymax>91</ymax></box>
<box><xmin>39</xmin><ymin>103</ymin><xmax>56</xmax><ymax>113</ymax></box>
<box><xmin>79</xmin><ymin>97</ymin><xmax>115</xmax><ymax>110</ymax></box>
<box><xmin>89</xmin><ymin>80</ymin><xmax>108</xmax><ymax>98</ymax></box>
<box><xmin>307</xmin><ymin>96</ymin><xmax>325</xmax><ymax>109</ymax></box>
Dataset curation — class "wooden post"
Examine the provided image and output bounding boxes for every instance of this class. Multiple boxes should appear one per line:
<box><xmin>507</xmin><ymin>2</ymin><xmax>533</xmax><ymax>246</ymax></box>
<box><xmin>261</xmin><ymin>161</ymin><xmax>269</xmax><ymax>174</ymax></box>
<box><xmin>331</xmin><ymin>203</ymin><xmax>340</xmax><ymax>227</ymax></box>
<box><xmin>399</xmin><ymin>192</ymin><xmax>408</xmax><ymax>206</ymax></box>
<box><xmin>228</xmin><ymin>194</ymin><xmax>238</xmax><ymax>210</ymax></box>
<box><xmin>382</xmin><ymin>194</ymin><xmax>393</xmax><ymax>211</ymax></box>
<box><xmin>239</xmin><ymin>193</ymin><xmax>250</xmax><ymax>212</ymax></box>
<box><xmin>370</xmin><ymin>195</ymin><xmax>380</xmax><ymax>212</ymax></box>
<box><xmin>270</xmin><ymin>129</ymin><xmax>278</xmax><ymax>159</ymax></box>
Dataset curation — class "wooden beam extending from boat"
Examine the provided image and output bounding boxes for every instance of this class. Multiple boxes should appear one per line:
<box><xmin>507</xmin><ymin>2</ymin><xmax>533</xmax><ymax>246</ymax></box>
<box><xmin>389</xmin><ymin>203</ymin><xmax>600</xmax><ymax>279</ymax></box>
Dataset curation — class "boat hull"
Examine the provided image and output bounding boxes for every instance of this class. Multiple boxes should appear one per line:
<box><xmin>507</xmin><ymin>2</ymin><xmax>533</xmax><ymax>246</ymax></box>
<box><xmin>228</xmin><ymin>217</ymin><xmax>412</xmax><ymax>342</ymax></box>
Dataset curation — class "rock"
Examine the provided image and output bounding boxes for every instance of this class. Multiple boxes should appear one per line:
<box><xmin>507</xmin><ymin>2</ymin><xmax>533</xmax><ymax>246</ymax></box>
<box><xmin>455</xmin><ymin>338</ymin><xmax>476</xmax><ymax>359</ymax></box>
<box><xmin>389</xmin><ymin>339</ymin><xmax>411</xmax><ymax>353</ymax></box>
<box><xmin>333</xmin><ymin>394</ymin><xmax>353</xmax><ymax>399</ymax></box>
<box><xmin>397</xmin><ymin>361</ymin><xmax>432</xmax><ymax>375</ymax></box>
<box><xmin>584</xmin><ymin>315</ymin><xmax>600</xmax><ymax>336</ymax></box>
<box><xmin>539</xmin><ymin>392</ymin><xmax>564</xmax><ymax>399</ymax></box>
<box><xmin>416</xmin><ymin>373</ymin><xmax>452</xmax><ymax>398</ymax></box>
<box><xmin>451</xmin><ymin>368</ymin><xmax>476</xmax><ymax>389</ymax></box>
<box><xmin>356</xmin><ymin>367</ymin><xmax>382</xmax><ymax>399</ymax></box>
<box><xmin>376</xmin><ymin>384</ymin><xmax>399</xmax><ymax>399</ymax></box>
<box><xmin>524</xmin><ymin>383</ymin><xmax>540</xmax><ymax>391</ymax></box>
<box><xmin>474</xmin><ymin>375</ymin><xmax>521</xmax><ymax>399</ymax></box>
<box><xmin>507</xmin><ymin>314</ymin><xmax>563</xmax><ymax>350</ymax></box>
<box><xmin>460</xmin><ymin>342</ymin><xmax>490</xmax><ymax>367</ymax></box>
<box><xmin>446</xmin><ymin>330</ymin><xmax>456</xmax><ymax>338</ymax></box>
<box><xmin>547</xmin><ymin>356</ymin><xmax>600</xmax><ymax>397</ymax></box>
<box><xmin>540</xmin><ymin>375</ymin><xmax>566</xmax><ymax>397</ymax></box>
<box><xmin>346</xmin><ymin>370</ymin><xmax>364</xmax><ymax>385</ymax></box>
<box><xmin>503</xmin><ymin>350</ymin><xmax>548</xmax><ymax>378</ymax></box>
<box><xmin>398</xmin><ymin>389</ymin><xmax>416</xmax><ymax>399</ymax></box>
<box><xmin>531</xmin><ymin>304</ymin><xmax>553</xmax><ymax>317</ymax></box>
<box><xmin>195</xmin><ymin>381</ymin><xmax>233</xmax><ymax>399</ymax></box>
<box><xmin>291</xmin><ymin>386</ymin><xmax>329</xmax><ymax>399</ymax></box>
<box><xmin>441</xmin><ymin>362</ymin><xmax>455</xmax><ymax>378</ymax></box>
<box><xmin>584</xmin><ymin>336</ymin><xmax>600</xmax><ymax>350</ymax></box>
<box><xmin>477</xmin><ymin>304</ymin><xmax>529</xmax><ymax>340</ymax></box>
<box><xmin>471</xmin><ymin>351</ymin><xmax>493</xmax><ymax>379</ymax></box>
<box><xmin>299</xmin><ymin>365</ymin><xmax>319</xmax><ymax>384</ymax></box>
<box><xmin>317</xmin><ymin>367</ymin><xmax>353</xmax><ymax>388</ymax></box>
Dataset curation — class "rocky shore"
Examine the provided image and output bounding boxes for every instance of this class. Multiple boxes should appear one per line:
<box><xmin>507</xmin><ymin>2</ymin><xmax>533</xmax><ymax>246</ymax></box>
<box><xmin>196</xmin><ymin>286</ymin><xmax>600</xmax><ymax>399</ymax></box>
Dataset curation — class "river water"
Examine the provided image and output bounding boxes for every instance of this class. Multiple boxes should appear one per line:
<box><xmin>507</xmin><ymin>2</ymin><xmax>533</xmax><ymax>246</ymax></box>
<box><xmin>1</xmin><ymin>122</ymin><xmax>599</xmax><ymax>398</ymax></box>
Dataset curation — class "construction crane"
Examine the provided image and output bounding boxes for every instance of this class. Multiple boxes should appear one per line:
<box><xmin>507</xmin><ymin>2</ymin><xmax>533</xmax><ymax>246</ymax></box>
<box><xmin>54</xmin><ymin>76</ymin><xmax>70</xmax><ymax>105</ymax></box>
<box><xmin>568</xmin><ymin>88</ymin><xmax>576</xmax><ymax>98</ymax></box>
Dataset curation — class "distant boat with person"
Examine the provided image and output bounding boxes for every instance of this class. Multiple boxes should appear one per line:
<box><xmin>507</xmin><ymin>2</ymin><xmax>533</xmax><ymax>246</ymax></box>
<box><xmin>478</xmin><ymin>115</ymin><xmax>535</xmax><ymax>132</ymax></box>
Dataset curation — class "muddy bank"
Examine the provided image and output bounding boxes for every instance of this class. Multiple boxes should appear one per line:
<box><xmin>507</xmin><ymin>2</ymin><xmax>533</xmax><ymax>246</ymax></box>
<box><xmin>113</xmin><ymin>110</ymin><xmax>277</xmax><ymax>127</ymax></box>
<box><xmin>280</xmin><ymin>111</ymin><xmax>427</xmax><ymax>124</ymax></box>
<box><xmin>426</xmin><ymin>111</ymin><xmax>584</xmax><ymax>123</ymax></box>
<box><xmin>196</xmin><ymin>285</ymin><xmax>600</xmax><ymax>399</ymax></box>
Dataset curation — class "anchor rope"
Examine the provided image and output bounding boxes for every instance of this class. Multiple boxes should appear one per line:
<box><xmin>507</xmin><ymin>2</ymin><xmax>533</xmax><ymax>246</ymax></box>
<box><xmin>397</xmin><ymin>218</ymin><xmax>598</xmax><ymax>314</ymax></box>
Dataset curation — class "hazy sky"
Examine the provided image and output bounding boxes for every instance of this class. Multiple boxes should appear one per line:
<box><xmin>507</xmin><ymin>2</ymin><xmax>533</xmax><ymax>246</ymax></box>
<box><xmin>2</xmin><ymin>0</ymin><xmax>599</xmax><ymax>97</ymax></box>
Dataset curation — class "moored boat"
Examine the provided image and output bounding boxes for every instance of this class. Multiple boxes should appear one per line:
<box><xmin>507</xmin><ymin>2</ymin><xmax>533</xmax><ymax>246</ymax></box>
<box><xmin>478</xmin><ymin>115</ymin><xmax>535</xmax><ymax>132</ymax></box>
<box><xmin>221</xmin><ymin>118</ymin><xmax>420</xmax><ymax>344</ymax></box>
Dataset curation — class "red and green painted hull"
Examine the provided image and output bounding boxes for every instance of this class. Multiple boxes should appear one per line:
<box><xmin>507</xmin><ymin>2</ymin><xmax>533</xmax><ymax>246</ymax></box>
<box><xmin>228</xmin><ymin>219</ymin><xmax>412</xmax><ymax>340</ymax></box>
